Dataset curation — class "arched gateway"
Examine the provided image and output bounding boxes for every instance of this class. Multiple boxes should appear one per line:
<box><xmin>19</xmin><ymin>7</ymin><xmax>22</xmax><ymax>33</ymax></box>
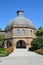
<box><xmin>6</xmin><ymin>41</ymin><xmax>12</xmax><ymax>48</ymax></box>
<box><xmin>16</xmin><ymin>40</ymin><xmax>26</xmax><ymax>48</ymax></box>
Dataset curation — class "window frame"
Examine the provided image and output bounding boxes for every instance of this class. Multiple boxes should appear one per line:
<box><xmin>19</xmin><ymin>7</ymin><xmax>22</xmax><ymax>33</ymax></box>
<box><xmin>22</xmin><ymin>29</ymin><xmax>26</xmax><ymax>36</ymax></box>
<box><xmin>16</xmin><ymin>29</ymin><xmax>20</xmax><ymax>36</ymax></box>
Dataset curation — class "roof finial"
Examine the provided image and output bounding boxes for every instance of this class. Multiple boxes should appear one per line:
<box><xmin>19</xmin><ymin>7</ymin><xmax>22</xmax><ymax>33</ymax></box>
<box><xmin>17</xmin><ymin>10</ymin><xmax>24</xmax><ymax>16</ymax></box>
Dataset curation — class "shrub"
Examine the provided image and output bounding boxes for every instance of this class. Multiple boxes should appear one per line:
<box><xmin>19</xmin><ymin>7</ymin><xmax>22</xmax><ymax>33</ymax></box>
<box><xmin>0</xmin><ymin>48</ymin><xmax>8</xmax><ymax>57</ymax></box>
<box><xmin>5</xmin><ymin>47</ymin><xmax>14</xmax><ymax>55</ymax></box>
<box><xmin>38</xmin><ymin>48</ymin><xmax>43</xmax><ymax>55</ymax></box>
<box><xmin>29</xmin><ymin>36</ymin><xmax>43</xmax><ymax>51</ymax></box>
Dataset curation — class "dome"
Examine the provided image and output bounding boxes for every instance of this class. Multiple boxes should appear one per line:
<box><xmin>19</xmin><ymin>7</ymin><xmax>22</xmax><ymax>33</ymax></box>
<box><xmin>7</xmin><ymin>10</ymin><xmax>34</xmax><ymax>28</ymax></box>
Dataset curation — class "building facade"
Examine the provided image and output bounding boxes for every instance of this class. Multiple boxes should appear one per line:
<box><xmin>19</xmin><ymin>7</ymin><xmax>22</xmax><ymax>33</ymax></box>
<box><xmin>4</xmin><ymin>10</ymin><xmax>36</xmax><ymax>49</ymax></box>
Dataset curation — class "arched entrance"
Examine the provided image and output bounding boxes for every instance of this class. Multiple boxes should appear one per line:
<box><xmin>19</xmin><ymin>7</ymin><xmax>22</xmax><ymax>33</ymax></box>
<box><xmin>16</xmin><ymin>40</ymin><xmax>26</xmax><ymax>48</ymax></box>
<box><xmin>6</xmin><ymin>41</ymin><xmax>12</xmax><ymax>48</ymax></box>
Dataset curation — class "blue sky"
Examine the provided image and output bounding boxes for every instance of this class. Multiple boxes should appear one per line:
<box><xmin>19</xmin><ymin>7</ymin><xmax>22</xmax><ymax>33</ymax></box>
<box><xmin>0</xmin><ymin>0</ymin><xmax>43</xmax><ymax>30</ymax></box>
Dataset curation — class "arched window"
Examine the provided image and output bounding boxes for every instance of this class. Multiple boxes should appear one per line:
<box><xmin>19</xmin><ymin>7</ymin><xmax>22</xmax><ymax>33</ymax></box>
<box><xmin>22</xmin><ymin>29</ymin><xmax>26</xmax><ymax>35</ymax></box>
<box><xmin>16</xmin><ymin>29</ymin><xmax>20</xmax><ymax>35</ymax></box>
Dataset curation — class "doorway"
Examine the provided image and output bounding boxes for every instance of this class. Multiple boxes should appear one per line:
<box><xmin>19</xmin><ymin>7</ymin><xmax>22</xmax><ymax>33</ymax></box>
<box><xmin>16</xmin><ymin>40</ymin><xmax>26</xmax><ymax>48</ymax></box>
<box><xmin>6</xmin><ymin>41</ymin><xmax>12</xmax><ymax>48</ymax></box>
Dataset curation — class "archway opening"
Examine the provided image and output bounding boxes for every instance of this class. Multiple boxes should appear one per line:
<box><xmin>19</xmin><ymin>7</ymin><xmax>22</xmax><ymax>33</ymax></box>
<box><xmin>16</xmin><ymin>40</ymin><xmax>26</xmax><ymax>48</ymax></box>
<box><xmin>6</xmin><ymin>41</ymin><xmax>12</xmax><ymax>48</ymax></box>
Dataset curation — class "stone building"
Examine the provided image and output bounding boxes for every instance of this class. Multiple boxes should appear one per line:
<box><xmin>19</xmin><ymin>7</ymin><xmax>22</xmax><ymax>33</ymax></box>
<box><xmin>4</xmin><ymin>10</ymin><xmax>36</xmax><ymax>48</ymax></box>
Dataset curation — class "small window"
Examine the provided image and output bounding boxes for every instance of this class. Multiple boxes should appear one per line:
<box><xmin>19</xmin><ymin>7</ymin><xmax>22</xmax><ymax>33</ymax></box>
<box><xmin>33</xmin><ymin>31</ymin><xmax>36</xmax><ymax>35</ymax></box>
<box><xmin>16</xmin><ymin>29</ymin><xmax>20</xmax><ymax>35</ymax></box>
<box><xmin>30</xmin><ymin>30</ymin><xmax>32</xmax><ymax>35</ymax></box>
<box><xmin>22</xmin><ymin>29</ymin><xmax>25</xmax><ymax>35</ymax></box>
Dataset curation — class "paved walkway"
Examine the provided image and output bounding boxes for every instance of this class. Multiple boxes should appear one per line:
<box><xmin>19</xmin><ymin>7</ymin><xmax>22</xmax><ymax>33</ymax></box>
<box><xmin>8</xmin><ymin>49</ymin><xmax>42</xmax><ymax>56</ymax></box>
<box><xmin>0</xmin><ymin>49</ymin><xmax>43</xmax><ymax>65</ymax></box>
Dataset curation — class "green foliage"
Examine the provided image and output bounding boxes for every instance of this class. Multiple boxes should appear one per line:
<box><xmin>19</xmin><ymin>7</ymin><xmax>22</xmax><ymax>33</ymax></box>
<box><xmin>0</xmin><ymin>47</ymin><xmax>14</xmax><ymax>57</ymax></box>
<box><xmin>0</xmin><ymin>48</ymin><xmax>8</xmax><ymax>57</ymax></box>
<box><xmin>36</xmin><ymin>27</ymin><xmax>43</xmax><ymax>36</ymax></box>
<box><xmin>0</xmin><ymin>34</ymin><xmax>4</xmax><ymax>41</ymax></box>
<box><xmin>29</xmin><ymin>27</ymin><xmax>43</xmax><ymax>51</ymax></box>
<box><xmin>0</xmin><ymin>33</ymin><xmax>5</xmax><ymax>46</ymax></box>
<box><xmin>31</xmin><ymin>36</ymin><xmax>43</xmax><ymax>50</ymax></box>
<box><xmin>38</xmin><ymin>48</ymin><xmax>43</xmax><ymax>55</ymax></box>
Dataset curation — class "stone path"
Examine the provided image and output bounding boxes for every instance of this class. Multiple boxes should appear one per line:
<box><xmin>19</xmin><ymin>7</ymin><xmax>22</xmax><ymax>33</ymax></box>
<box><xmin>0</xmin><ymin>49</ymin><xmax>43</xmax><ymax>65</ymax></box>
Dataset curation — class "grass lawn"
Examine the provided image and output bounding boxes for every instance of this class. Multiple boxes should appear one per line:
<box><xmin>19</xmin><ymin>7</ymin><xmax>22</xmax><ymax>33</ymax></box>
<box><xmin>0</xmin><ymin>48</ymin><xmax>8</xmax><ymax>57</ymax></box>
<box><xmin>0</xmin><ymin>47</ymin><xmax>14</xmax><ymax>57</ymax></box>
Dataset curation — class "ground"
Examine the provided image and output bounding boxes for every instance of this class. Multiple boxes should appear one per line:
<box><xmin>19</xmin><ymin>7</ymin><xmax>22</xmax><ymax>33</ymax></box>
<box><xmin>0</xmin><ymin>49</ymin><xmax>43</xmax><ymax>65</ymax></box>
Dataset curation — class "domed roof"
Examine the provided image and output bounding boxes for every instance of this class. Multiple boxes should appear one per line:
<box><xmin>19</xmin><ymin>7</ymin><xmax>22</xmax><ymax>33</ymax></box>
<box><xmin>7</xmin><ymin>10</ymin><xmax>34</xmax><ymax>28</ymax></box>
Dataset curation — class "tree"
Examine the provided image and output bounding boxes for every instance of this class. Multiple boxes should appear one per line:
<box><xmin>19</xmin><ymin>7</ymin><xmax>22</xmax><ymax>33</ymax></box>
<box><xmin>31</xmin><ymin>36</ymin><xmax>43</xmax><ymax>49</ymax></box>
<box><xmin>0</xmin><ymin>33</ymin><xmax>5</xmax><ymax>47</ymax></box>
<box><xmin>36</xmin><ymin>27</ymin><xmax>43</xmax><ymax>36</ymax></box>
<box><xmin>29</xmin><ymin>27</ymin><xmax>43</xmax><ymax>51</ymax></box>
